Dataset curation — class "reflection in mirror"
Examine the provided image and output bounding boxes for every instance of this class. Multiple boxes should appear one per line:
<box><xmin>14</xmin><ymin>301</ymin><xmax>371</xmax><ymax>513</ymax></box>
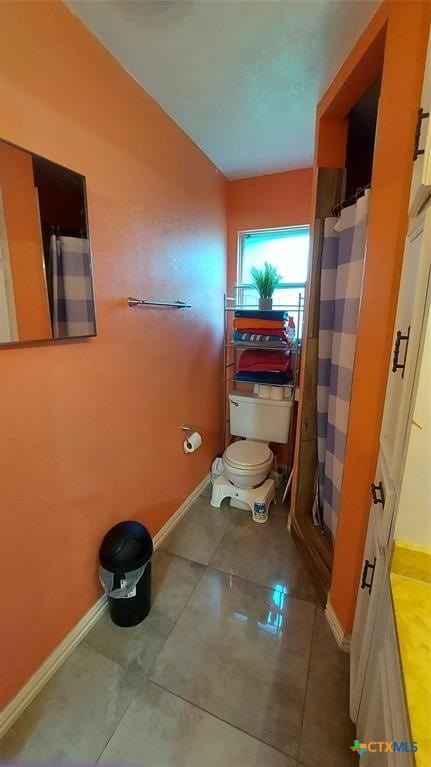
<box><xmin>0</xmin><ymin>139</ymin><xmax>96</xmax><ymax>344</ymax></box>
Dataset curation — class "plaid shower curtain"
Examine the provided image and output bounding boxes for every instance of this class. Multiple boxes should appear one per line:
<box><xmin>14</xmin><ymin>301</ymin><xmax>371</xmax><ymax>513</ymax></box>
<box><xmin>50</xmin><ymin>234</ymin><xmax>96</xmax><ymax>338</ymax></box>
<box><xmin>316</xmin><ymin>191</ymin><xmax>370</xmax><ymax>540</ymax></box>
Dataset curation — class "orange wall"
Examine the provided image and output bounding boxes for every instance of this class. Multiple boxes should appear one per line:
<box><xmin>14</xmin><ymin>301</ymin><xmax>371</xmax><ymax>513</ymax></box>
<box><xmin>227</xmin><ymin>169</ymin><xmax>313</xmax><ymax>289</ymax></box>
<box><xmin>0</xmin><ymin>142</ymin><xmax>51</xmax><ymax>341</ymax></box>
<box><xmin>0</xmin><ymin>1</ymin><xmax>226</xmax><ymax>709</ymax></box>
<box><xmin>313</xmin><ymin>1</ymin><xmax>431</xmax><ymax>632</ymax></box>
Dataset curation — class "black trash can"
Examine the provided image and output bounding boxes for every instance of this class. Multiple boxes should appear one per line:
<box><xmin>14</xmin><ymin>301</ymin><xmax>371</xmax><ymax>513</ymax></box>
<box><xmin>99</xmin><ymin>520</ymin><xmax>153</xmax><ymax>627</ymax></box>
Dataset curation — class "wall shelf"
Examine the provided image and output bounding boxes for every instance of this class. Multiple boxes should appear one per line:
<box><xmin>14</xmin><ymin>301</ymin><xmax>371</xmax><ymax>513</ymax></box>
<box><xmin>223</xmin><ymin>285</ymin><xmax>305</xmax><ymax>448</ymax></box>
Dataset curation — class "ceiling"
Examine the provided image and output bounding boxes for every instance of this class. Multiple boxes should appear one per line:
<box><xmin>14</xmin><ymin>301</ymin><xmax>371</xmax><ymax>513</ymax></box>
<box><xmin>67</xmin><ymin>0</ymin><xmax>379</xmax><ymax>180</ymax></box>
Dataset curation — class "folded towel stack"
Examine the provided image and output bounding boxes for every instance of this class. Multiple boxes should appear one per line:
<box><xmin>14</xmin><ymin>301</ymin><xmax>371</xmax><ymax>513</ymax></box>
<box><xmin>234</xmin><ymin>349</ymin><xmax>292</xmax><ymax>386</ymax></box>
<box><xmin>233</xmin><ymin>309</ymin><xmax>290</xmax><ymax>347</ymax></box>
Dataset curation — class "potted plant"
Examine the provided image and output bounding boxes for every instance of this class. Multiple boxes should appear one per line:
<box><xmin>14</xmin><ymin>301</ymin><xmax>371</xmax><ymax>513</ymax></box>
<box><xmin>250</xmin><ymin>261</ymin><xmax>282</xmax><ymax>310</ymax></box>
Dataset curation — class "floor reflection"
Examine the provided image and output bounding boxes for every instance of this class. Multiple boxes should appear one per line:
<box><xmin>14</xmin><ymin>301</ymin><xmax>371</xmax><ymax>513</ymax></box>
<box><xmin>233</xmin><ymin>582</ymin><xmax>287</xmax><ymax>635</ymax></box>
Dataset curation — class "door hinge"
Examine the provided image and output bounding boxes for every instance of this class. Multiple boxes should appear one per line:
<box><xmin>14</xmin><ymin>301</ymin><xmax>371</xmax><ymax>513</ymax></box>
<box><xmin>361</xmin><ymin>558</ymin><xmax>376</xmax><ymax>594</ymax></box>
<box><xmin>413</xmin><ymin>107</ymin><xmax>429</xmax><ymax>161</ymax></box>
<box><xmin>392</xmin><ymin>326</ymin><xmax>410</xmax><ymax>378</ymax></box>
<box><xmin>371</xmin><ymin>481</ymin><xmax>385</xmax><ymax>507</ymax></box>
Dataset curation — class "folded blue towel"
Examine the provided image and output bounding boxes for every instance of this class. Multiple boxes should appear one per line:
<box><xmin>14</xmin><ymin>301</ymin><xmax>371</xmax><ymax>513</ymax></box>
<box><xmin>234</xmin><ymin>370</ymin><xmax>293</xmax><ymax>385</ymax></box>
<box><xmin>234</xmin><ymin>310</ymin><xmax>289</xmax><ymax>321</ymax></box>
<box><xmin>233</xmin><ymin>331</ymin><xmax>288</xmax><ymax>345</ymax></box>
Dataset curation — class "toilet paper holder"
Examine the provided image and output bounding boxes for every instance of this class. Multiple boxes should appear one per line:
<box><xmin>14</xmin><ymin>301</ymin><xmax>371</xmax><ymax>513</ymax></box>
<box><xmin>180</xmin><ymin>424</ymin><xmax>195</xmax><ymax>435</ymax></box>
<box><xmin>180</xmin><ymin>425</ymin><xmax>202</xmax><ymax>453</ymax></box>
<box><xmin>180</xmin><ymin>424</ymin><xmax>195</xmax><ymax>446</ymax></box>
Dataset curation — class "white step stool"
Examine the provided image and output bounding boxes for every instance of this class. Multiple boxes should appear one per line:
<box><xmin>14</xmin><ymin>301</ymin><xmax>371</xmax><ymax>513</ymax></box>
<box><xmin>210</xmin><ymin>472</ymin><xmax>275</xmax><ymax>522</ymax></box>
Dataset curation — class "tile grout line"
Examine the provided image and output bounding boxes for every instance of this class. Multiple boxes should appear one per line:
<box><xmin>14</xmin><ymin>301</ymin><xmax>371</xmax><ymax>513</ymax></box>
<box><xmin>159</xmin><ymin>545</ymin><xmax>220</xmax><ymax>569</ymax></box>
<box><xmin>148</xmin><ymin>677</ymin><xmax>302</xmax><ymax>764</ymax></box>
<box><xmin>91</xmin><ymin>546</ymin><xmax>214</xmax><ymax>765</ymax></box>
<box><xmin>206</xmin><ymin>511</ymin><xmax>242</xmax><ymax>569</ymax></box>
<box><xmin>84</xmin><ymin>558</ymin><xmax>316</xmax><ymax>691</ymax></box>
<box><xmin>205</xmin><ymin>497</ymin><xmax>290</xmax><ymax>570</ymax></box>
<box><xmin>150</xmin><ymin>511</ymin><xmax>313</xmax><ymax>762</ymax></box>
<box><xmin>204</xmin><ymin>503</ymin><xmax>318</xmax><ymax>606</ymax></box>
<box><xmin>144</xmin><ymin>539</ymin><xmax>316</xmax><ymax>763</ymax></box>
<box><xmin>160</xmin><ymin>498</ymin><xmax>243</xmax><ymax>566</ymax></box>
<box><xmin>77</xmin><ymin>497</ymin><xmax>317</xmax><ymax>766</ymax></box>
<box><xmin>143</xmin><ymin>557</ymin><xmax>209</xmax><ymax>680</ymax></box>
<box><xmin>69</xmin><ymin>646</ymin><xmax>149</xmax><ymax>767</ymax></box>
<box><xmin>93</xmin><ymin>674</ymin><xmax>147</xmax><ymax>767</ymax></box>
<box><xmin>94</xmin><ymin>691</ymin><xmax>141</xmax><ymax>767</ymax></box>
<box><xmin>89</xmin><ymin>554</ymin><xmax>211</xmax><ymax>767</ymax></box>
<box><xmin>295</xmin><ymin>604</ymin><xmax>318</xmax><ymax>761</ymax></box>
<box><xmin>84</xmin><ymin>555</ymin><xmax>209</xmax><ymax>680</ymax></box>
<box><xmin>81</xmin><ymin>639</ymin><xmax>140</xmax><ymax>676</ymax></box>
<box><xmin>160</xmin><ymin>494</ymin><xmax>318</xmax><ymax>607</ymax></box>
<box><xmin>205</xmin><ymin>562</ymin><xmax>319</xmax><ymax>609</ymax></box>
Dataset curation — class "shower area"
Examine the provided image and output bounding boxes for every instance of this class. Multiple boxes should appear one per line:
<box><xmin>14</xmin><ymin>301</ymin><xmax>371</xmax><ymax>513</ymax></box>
<box><xmin>290</xmin><ymin>76</ymin><xmax>381</xmax><ymax>600</ymax></box>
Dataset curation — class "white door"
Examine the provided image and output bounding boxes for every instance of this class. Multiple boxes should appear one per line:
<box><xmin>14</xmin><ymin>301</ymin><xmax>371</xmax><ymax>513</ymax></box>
<box><xmin>395</xmin><ymin>285</ymin><xmax>431</xmax><ymax>546</ymax></box>
<box><xmin>350</xmin><ymin>505</ymin><xmax>386</xmax><ymax>721</ymax></box>
<box><xmin>360</xmin><ymin>654</ymin><xmax>391</xmax><ymax>767</ymax></box>
<box><xmin>380</xmin><ymin>207</ymin><xmax>431</xmax><ymax>479</ymax></box>
<box><xmin>357</xmin><ymin>579</ymin><xmax>413</xmax><ymax>767</ymax></box>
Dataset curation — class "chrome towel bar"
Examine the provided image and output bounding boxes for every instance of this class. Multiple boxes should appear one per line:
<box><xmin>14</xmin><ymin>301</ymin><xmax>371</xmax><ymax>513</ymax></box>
<box><xmin>128</xmin><ymin>297</ymin><xmax>192</xmax><ymax>309</ymax></box>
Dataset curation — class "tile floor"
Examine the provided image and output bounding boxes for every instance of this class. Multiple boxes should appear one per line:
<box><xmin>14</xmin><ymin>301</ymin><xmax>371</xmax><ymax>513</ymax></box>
<box><xmin>0</xmin><ymin>486</ymin><xmax>357</xmax><ymax>766</ymax></box>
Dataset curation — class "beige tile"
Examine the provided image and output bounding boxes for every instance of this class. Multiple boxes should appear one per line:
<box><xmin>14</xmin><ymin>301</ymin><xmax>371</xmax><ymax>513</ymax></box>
<box><xmin>150</xmin><ymin>568</ymin><xmax>315</xmax><ymax>759</ymax></box>
<box><xmin>99</xmin><ymin>680</ymin><xmax>299</xmax><ymax>767</ymax></box>
<box><xmin>210</xmin><ymin>511</ymin><xmax>317</xmax><ymax>603</ymax></box>
<box><xmin>298</xmin><ymin>610</ymin><xmax>357</xmax><ymax>767</ymax></box>
<box><xmin>160</xmin><ymin>495</ymin><xmax>239</xmax><ymax>565</ymax></box>
<box><xmin>198</xmin><ymin>481</ymin><xmax>213</xmax><ymax>499</ymax></box>
<box><xmin>85</xmin><ymin>550</ymin><xmax>204</xmax><ymax>674</ymax></box>
<box><xmin>271</xmin><ymin>492</ymin><xmax>290</xmax><ymax>518</ymax></box>
<box><xmin>0</xmin><ymin>645</ymin><xmax>142</xmax><ymax>765</ymax></box>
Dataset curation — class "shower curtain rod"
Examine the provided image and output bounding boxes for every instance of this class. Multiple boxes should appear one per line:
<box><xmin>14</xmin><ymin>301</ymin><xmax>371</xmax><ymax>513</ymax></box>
<box><xmin>330</xmin><ymin>182</ymin><xmax>371</xmax><ymax>217</ymax></box>
<box><xmin>43</xmin><ymin>223</ymin><xmax>86</xmax><ymax>238</ymax></box>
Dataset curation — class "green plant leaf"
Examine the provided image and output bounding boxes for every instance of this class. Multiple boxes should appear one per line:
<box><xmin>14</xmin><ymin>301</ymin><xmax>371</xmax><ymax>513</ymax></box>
<box><xmin>250</xmin><ymin>261</ymin><xmax>282</xmax><ymax>298</ymax></box>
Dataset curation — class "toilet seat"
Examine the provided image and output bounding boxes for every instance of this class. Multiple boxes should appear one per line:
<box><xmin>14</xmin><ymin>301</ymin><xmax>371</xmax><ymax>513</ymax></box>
<box><xmin>223</xmin><ymin>439</ymin><xmax>273</xmax><ymax>489</ymax></box>
<box><xmin>224</xmin><ymin>440</ymin><xmax>272</xmax><ymax>469</ymax></box>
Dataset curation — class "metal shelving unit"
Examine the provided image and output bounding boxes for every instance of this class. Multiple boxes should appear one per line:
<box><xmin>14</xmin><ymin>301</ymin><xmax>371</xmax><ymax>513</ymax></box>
<box><xmin>223</xmin><ymin>284</ymin><xmax>305</xmax><ymax>448</ymax></box>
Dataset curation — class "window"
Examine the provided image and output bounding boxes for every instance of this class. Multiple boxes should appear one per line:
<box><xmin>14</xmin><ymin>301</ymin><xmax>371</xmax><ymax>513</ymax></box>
<box><xmin>237</xmin><ymin>226</ymin><xmax>310</xmax><ymax>334</ymax></box>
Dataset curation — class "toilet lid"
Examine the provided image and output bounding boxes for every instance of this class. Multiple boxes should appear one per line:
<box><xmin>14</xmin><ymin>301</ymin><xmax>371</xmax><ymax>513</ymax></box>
<box><xmin>224</xmin><ymin>440</ymin><xmax>272</xmax><ymax>469</ymax></box>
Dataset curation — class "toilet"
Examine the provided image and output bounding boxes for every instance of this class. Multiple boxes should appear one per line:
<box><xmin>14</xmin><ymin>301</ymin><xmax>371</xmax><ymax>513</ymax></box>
<box><xmin>211</xmin><ymin>390</ymin><xmax>293</xmax><ymax>516</ymax></box>
<box><xmin>223</xmin><ymin>439</ymin><xmax>273</xmax><ymax>489</ymax></box>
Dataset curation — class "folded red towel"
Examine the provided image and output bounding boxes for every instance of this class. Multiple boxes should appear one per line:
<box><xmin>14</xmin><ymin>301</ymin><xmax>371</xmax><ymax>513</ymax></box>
<box><xmin>237</xmin><ymin>349</ymin><xmax>291</xmax><ymax>373</ymax></box>
<box><xmin>234</xmin><ymin>318</ymin><xmax>288</xmax><ymax>330</ymax></box>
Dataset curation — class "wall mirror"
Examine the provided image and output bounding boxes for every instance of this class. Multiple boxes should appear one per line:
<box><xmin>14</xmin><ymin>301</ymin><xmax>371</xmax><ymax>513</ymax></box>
<box><xmin>0</xmin><ymin>138</ymin><xmax>96</xmax><ymax>345</ymax></box>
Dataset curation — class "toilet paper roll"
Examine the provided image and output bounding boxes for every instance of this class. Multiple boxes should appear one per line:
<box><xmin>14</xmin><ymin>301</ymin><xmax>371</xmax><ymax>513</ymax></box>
<box><xmin>257</xmin><ymin>385</ymin><xmax>271</xmax><ymax>399</ymax></box>
<box><xmin>184</xmin><ymin>431</ymin><xmax>202</xmax><ymax>454</ymax></box>
<box><xmin>270</xmin><ymin>386</ymin><xmax>284</xmax><ymax>401</ymax></box>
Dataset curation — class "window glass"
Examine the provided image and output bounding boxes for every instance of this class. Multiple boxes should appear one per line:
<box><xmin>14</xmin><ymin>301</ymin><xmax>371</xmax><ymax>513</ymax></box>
<box><xmin>239</xmin><ymin>227</ymin><xmax>309</xmax><ymax>285</ymax></box>
<box><xmin>237</xmin><ymin>227</ymin><xmax>309</xmax><ymax>334</ymax></box>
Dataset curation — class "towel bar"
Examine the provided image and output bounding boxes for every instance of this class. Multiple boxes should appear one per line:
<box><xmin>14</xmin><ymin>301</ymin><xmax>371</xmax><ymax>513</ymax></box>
<box><xmin>127</xmin><ymin>297</ymin><xmax>192</xmax><ymax>309</ymax></box>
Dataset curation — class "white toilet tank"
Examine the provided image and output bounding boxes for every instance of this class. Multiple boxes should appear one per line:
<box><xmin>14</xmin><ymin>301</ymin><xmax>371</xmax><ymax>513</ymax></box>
<box><xmin>229</xmin><ymin>391</ymin><xmax>293</xmax><ymax>443</ymax></box>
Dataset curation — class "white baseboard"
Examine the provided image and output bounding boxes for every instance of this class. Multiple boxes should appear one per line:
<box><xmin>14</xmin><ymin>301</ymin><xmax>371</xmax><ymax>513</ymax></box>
<box><xmin>0</xmin><ymin>472</ymin><xmax>211</xmax><ymax>740</ymax></box>
<box><xmin>0</xmin><ymin>594</ymin><xmax>107</xmax><ymax>740</ymax></box>
<box><xmin>152</xmin><ymin>472</ymin><xmax>211</xmax><ymax>549</ymax></box>
<box><xmin>325</xmin><ymin>599</ymin><xmax>351</xmax><ymax>653</ymax></box>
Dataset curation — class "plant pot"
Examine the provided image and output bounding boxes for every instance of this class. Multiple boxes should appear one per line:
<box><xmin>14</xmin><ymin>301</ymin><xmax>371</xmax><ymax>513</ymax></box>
<box><xmin>259</xmin><ymin>298</ymin><xmax>273</xmax><ymax>310</ymax></box>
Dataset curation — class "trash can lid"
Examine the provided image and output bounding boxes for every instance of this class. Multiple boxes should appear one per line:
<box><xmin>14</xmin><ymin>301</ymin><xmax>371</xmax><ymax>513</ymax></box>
<box><xmin>99</xmin><ymin>520</ymin><xmax>153</xmax><ymax>572</ymax></box>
